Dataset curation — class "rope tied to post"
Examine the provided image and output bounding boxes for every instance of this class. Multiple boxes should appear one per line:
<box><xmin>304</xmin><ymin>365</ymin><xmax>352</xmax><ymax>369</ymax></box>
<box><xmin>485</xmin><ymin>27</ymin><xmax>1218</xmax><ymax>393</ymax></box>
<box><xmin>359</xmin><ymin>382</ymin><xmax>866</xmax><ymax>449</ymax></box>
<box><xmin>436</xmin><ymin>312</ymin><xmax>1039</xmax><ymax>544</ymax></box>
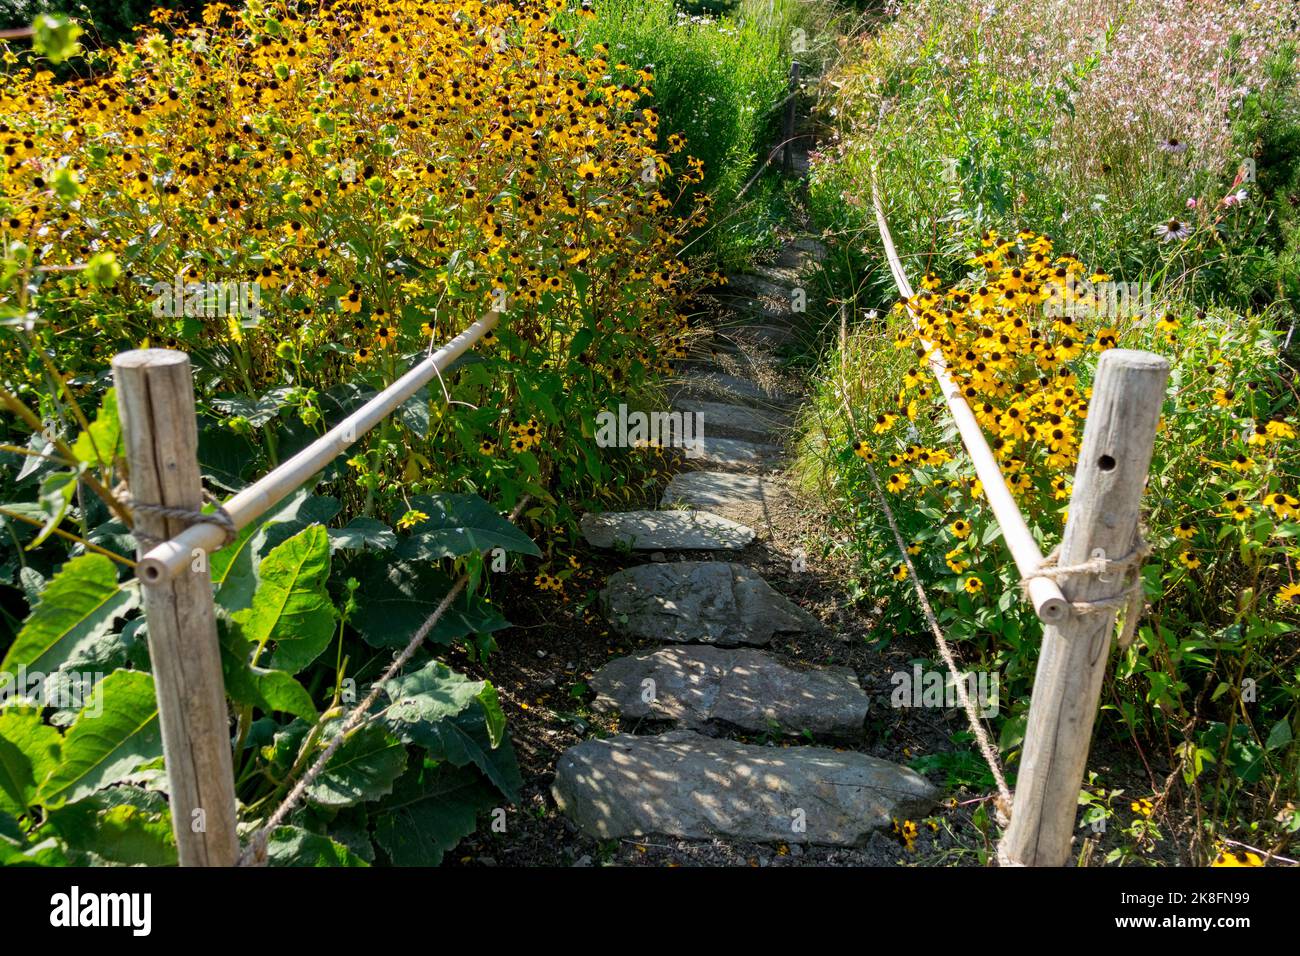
<box><xmin>1019</xmin><ymin>536</ymin><xmax>1151</xmax><ymax>649</ymax></box>
<box><xmin>115</xmin><ymin>483</ymin><xmax>237</xmax><ymax>549</ymax></box>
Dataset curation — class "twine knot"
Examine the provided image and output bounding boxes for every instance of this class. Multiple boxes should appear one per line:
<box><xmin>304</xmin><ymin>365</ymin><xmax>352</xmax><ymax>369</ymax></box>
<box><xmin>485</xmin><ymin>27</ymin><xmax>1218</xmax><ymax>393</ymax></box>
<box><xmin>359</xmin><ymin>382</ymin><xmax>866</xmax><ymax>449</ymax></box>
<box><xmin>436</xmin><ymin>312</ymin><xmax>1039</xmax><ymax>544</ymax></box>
<box><xmin>116</xmin><ymin>483</ymin><xmax>236</xmax><ymax>549</ymax></box>
<box><xmin>1021</xmin><ymin>536</ymin><xmax>1151</xmax><ymax>648</ymax></box>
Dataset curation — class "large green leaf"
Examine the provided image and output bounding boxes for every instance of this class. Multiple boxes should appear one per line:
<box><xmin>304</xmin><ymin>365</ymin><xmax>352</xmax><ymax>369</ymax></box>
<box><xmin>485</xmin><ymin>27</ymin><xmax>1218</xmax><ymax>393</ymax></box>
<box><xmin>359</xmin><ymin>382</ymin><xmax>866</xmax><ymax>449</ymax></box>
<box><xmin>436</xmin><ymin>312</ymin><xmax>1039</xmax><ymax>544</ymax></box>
<box><xmin>382</xmin><ymin>661</ymin><xmax>493</xmax><ymax>730</ymax></box>
<box><xmin>232</xmin><ymin>524</ymin><xmax>335</xmax><ymax>674</ymax></box>
<box><xmin>0</xmin><ymin>554</ymin><xmax>137</xmax><ymax>677</ymax></box>
<box><xmin>411</xmin><ymin>705</ymin><xmax>521</xmax><ymax>802</ymax></box>
<box><xmin>219</xmin><ymin>621</ymin><xmax>317</xmax><ymax>721</ymax></box>
<box><xmin>0</xmin><ymin>705</ymin><xmax>63</xmax><ymax>814</ymax></box>
<box><xmin>46</xmin><ymin>788</ymin><xmax>177</xmax><ymax>866</ymax></box>
<box><xmin>71</xmin><ymin>388</ymin><xmax>122</xmax><ymax>470</ymax></box>
<box><xmin>381</xmin><ymin>663</ymin><xmax>517</xmax><ymax>799</ymax></box>
<box><xmin>265</xmin><ymin>825</ymin><xmax>369</xmax><ymax>867</ymax></box>
<box><xmin>36</xmin><ymin>669</ymin><xmax>162</xmax><ymax>808</ymax></box>
<box><xmin>395</xmin><ymin>493</ymin><xmax>540</xmax><ymax>560</ymax></box>
<box><xmin>328</xmin><ymin>517</ymin><xmax>396</xmax><ymax>552</ymax></box>
<box><xmin>304</xmin><ymin>723</ymin><xmax>406</xmax><ymax>809</ymax></box>
<box><xmin>211</xmin><ymin>489</ymin><xmax>340</xmax><ymax>612</ymax></box>
<box><xmin>349</xmin><ymin>555</ymin><xmax>509</xmax><ymax>649</ymax></box>
<box><xmin>372</xmin><ymin>763</ymin><xmax>496</xmax><ymax>866</ymax></box>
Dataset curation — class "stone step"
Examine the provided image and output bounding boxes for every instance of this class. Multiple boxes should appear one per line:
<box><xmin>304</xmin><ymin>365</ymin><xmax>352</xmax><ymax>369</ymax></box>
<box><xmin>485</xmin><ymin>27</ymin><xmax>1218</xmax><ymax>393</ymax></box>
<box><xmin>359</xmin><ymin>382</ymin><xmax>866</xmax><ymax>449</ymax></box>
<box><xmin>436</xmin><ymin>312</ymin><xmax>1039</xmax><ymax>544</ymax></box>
<box><xmin>691</xmin><ymin>436</ymin><xmax>784</xmax><ymax>472</ymax></box>
<box><xmin>672</xmin><ymin>400</ymin><xmax>793</xmax><ymax>444</ymax></box>
<box><xmin>723</xmin><ymin>272</ymin><xmax>796</xmax><ymax>301</ymax></box>
<box><xmin>669</xmin><ymin>371</ymin><xmax>798</xmax><ymax>409</ymax></box>
<box><xmin>591</xmin><ymin>645</ymin><xmax>867</xmax><ymax>736</ymax></box>
<box><xmin>662</xmin><ymin>471</ymin><xmax>789</xmax><ymax>530</ymax></box>
<box><xmin>580</xmin><ymin>510</ymin><xmax>754</xmax><ymax>551</ymax></box>
<box><xmin>773</xmin><ymin>236</ymin><xmax>827</xmax><ymax>272</ymax></box>
<box><xmin>600</xmin><ymin>560</ymin><xmax>817</xmax><ymax>646</ymax></box>
<box><xmin>553</xmin><ymin>730</ymin><xmax>938</xmax><ymax>844</ymax></box>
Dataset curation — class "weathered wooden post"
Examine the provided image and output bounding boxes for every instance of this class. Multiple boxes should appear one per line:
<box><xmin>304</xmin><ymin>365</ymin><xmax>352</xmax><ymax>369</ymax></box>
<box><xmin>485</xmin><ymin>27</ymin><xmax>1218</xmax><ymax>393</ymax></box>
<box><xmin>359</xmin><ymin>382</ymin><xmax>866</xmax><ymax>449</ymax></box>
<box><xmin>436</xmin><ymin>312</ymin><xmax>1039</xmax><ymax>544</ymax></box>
<box><xmin>782</xmin><ymin>60</ymin><xmax>800</xmax><ymax>175</ymax></box>
<box><xmin>999</xmin><ymin>349</ymin><xmax>1169</xmax><ymax>866</ymax></box>
<box><xmin>113</xmin><ymin>349</ymin><xmax>239</xmax><ymax>866</ymax></box>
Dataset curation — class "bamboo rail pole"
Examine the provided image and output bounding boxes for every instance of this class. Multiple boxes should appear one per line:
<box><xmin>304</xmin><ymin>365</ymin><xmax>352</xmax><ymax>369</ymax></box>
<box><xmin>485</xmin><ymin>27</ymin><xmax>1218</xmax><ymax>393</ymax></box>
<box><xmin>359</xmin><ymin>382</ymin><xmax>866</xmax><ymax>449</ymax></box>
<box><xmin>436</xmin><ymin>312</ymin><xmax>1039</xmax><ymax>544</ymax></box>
<box><xmin>134</xmin><ymin>311</ymin><xmax>498</xmax><ymax>585</ymax></box>
<box><xmin>1000</xmin><ymin>349</ymin><xmax>1168</xmax><ymax>865</ymax></box>
<box><xmin>870</xmin><ymin>182</ymin><xmax>1069</xmax><ymax>623</ymax></box>
<box><xmin>113</xmin><ymin>350</ymin><xmax>240</xmax><ymax>866</ymax></box>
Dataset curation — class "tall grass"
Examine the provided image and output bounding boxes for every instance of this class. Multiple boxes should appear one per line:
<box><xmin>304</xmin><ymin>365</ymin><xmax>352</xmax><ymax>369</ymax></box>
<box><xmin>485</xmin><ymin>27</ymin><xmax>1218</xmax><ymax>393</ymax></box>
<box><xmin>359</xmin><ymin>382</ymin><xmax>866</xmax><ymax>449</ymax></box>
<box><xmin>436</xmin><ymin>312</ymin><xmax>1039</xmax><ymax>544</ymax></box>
<box><xmin>810</xmin><ymin>0</ymin><xmax>1300</xmax><ymax>313</ymax></box>
<box><xmin>581</xmin><ymin>0</ymin><xmax>838</xmax><ymax>265</ymax></box>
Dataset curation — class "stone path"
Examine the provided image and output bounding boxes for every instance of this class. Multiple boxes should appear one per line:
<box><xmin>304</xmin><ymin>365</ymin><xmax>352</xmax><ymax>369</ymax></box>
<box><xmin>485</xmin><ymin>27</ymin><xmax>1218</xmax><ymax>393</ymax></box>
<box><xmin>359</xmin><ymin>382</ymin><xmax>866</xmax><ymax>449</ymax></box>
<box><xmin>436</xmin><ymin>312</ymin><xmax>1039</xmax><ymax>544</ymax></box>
<box><xmin>558</xmin><ymin>187</ymin><xmax>938</xmax><ymax>845</ymax></box>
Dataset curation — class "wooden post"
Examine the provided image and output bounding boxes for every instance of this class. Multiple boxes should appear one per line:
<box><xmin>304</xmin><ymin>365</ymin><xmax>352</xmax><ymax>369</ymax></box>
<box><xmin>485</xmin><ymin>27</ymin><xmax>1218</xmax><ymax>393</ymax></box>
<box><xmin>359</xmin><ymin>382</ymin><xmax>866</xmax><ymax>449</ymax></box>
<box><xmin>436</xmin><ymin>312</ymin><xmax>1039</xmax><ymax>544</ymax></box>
<box><xmin>782</xmin><ymin>60</ymin><xmax>800</xmax><ymax>175</ymax></box>
<box><xmin>999</xmin><ymin>349</ymin><xmax>1169</xmax><ymax>866</ymax></box>
<box><xmin>113</xmin><ymin>349</ymin><xmax>239</xmax><ymax>867</ymax></box>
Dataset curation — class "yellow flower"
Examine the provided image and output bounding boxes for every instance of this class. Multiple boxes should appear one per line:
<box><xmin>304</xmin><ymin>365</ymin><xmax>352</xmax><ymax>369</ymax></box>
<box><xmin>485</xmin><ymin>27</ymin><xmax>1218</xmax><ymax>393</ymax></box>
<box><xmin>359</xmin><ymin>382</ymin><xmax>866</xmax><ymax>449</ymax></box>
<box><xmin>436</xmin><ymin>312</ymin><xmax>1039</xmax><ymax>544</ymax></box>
<box><xmin>886</xmin><ymin>472</ymin><xmax>910</xmax><ymax>493</ymax></box>
<box><xmin>950</xmin><ymin>519</ymin><xmax>972</xmax><ymax>539</ymax></box>
<box><xmin>396</xmin><ymin>509</ymin><xmax>428</xmax><ymax>530</ymax></box>
<box><xmin>1277</xmin><ymin>583</ymin><xmax>1300</xmax><ymax>608</ymax></box>
<box><xmin>891</xmin><ymin>563</ymin><xmax>908</xmax><ymax>582</ymax></box>
<box><xmin>1130</xmin><ymin>798</ymin><xmax>1154</xmax><ymax>818</ymax></box>
<box><xmin>872</xmin><ymin>413</ymin><xmax>898</xmax><ymax>434</ymax></box>
<box><xmin>1210</xmin><ymin>846</ymin><xmax>1264</xmax><ymax>867</ymax></box>
<box><xmin>963</xmin><ymin>576</ymin><xmax>983</xmax><ymax>594</ymax></box>
<box><xmin>1172</xmin><ymin>520</ymin><xmax>1195</xmax><ymax>540</ymax></box>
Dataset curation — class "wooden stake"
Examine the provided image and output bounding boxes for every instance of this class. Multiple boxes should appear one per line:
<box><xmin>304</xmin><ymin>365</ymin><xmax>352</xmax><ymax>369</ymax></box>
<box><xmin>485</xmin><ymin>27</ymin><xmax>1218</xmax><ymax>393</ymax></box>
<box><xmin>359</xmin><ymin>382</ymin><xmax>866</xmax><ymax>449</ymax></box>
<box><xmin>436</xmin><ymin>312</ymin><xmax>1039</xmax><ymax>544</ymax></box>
<box><xmin>999</xmin><ymin>348</ymin><xmax>1169</xmax><ymax>866</ymax></box>
<box><xmin>113</xmin><ymin>349</ymin><xmax>239</xmax><ymax>867</ymax></box>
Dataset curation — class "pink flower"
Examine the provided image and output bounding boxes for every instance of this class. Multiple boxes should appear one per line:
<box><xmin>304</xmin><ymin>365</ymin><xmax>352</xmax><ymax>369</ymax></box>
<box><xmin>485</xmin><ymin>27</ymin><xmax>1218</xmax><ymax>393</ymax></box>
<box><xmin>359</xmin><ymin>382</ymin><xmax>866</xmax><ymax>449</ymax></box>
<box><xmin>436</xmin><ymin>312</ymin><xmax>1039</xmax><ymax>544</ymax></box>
<box><xmin>1186</xmin><ymin>197</ymin><xmax>1198</xmax><ymax>209</ymax></box>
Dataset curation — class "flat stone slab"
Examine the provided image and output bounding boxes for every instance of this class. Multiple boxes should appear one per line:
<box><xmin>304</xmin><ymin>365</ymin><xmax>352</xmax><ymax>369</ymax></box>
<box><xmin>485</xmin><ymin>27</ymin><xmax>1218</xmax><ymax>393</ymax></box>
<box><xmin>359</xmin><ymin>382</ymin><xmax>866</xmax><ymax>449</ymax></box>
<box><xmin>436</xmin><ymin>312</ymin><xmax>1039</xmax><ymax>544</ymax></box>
<box><xmin>580</xmin><ymin>511</ymin><xmax>754</xmax><ymax>551</ymax></box>
<box><xmin>673</xmin><ymin>400</ymin><xmax>792</xmax><ymax>443</ymax></box>
<box><xmin>662</xmin><ymin>470</ymin><xmax>783</xmax><ymax>511</ymax></box>
<box><xmin>694</xmin><ymin>436</ymin><xmax>783</xmax><ymax>471</ymax></box>
<box><xmin>723</xmin><ymin>273</ymin><xmax>796</xmax><ymax>301</ymax></box>
<box><xmin>600</xmin><ymin>561</ymin><xmax>817</xmax><ymax>646</ymax></box>
<box><xmin>672</xmin><ymin>372</ymin><xmax>796</xmax><ymax>409</ymax></box>
<box><xmin>553</xmin><ymin>730</ymin><xmax>938</xmax><ymax>844</ymax></box>
<box><xmin>591</xmin><ymin>645</ymin><xmax>867</xmax><ymax>735</ymax></box>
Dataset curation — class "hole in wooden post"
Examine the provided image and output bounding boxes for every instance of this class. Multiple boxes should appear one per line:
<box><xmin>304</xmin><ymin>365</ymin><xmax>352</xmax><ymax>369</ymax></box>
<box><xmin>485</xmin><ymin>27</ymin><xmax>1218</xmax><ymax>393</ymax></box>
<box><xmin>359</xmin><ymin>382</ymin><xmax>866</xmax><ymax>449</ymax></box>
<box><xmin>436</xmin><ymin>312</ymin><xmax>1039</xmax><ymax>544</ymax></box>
<box><xmin>1097</xmin><ymin>454</ymin><xmax>1116</xmax><ymax>471</ymax></box>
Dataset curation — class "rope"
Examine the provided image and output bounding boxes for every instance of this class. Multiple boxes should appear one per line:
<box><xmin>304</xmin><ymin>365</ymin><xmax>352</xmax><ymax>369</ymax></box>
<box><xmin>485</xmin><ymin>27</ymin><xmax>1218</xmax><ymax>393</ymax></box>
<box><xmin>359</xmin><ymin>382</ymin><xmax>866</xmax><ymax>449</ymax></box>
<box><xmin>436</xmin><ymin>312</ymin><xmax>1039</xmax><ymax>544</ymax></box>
<box><xmin>860</xmin><ymin>456</ymin><xmax>1015</xmax><ymax>826</ymax></box>
<box><xmin>830</xmin><ymin>376</ymin><xmax>1014</xmax><ymax>826</ymax></box>
<box><xmin>116</xmin><ymin>485</ymin><xmax>236</xmax><ymax>549</ymax></box>
<box><xmin>1020</xmin><ymin>538</ymin><xmax>1151</xmax><ymax>649</ymax></box>
<box><xmin>237</xmin><ymin>495</ymin><xmax>530</xmax><ymax>866</ymax></box>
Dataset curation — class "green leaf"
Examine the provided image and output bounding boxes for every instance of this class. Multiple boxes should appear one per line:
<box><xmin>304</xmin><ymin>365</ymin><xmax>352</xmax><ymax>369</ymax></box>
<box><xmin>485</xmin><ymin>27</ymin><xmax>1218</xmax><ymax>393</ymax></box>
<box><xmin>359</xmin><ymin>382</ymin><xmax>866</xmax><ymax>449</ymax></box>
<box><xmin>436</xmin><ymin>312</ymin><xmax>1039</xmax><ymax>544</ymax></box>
<box><xmin>305</xmin><ymin>723</ymin><xmax>406</xmax><ymax>809</ymax></box>
<box><xmin>328</xmin><ymin>517</ymin><xmax>396</xmax><ymax>552</ymax></box>
<box><xmin>417</xmin><ymin>707</ymin><xmax>521</xmax><ymax>801</ymax></box>
<box><xmin>1266</xmin><ymin>718</ymin><xmax>1293</xmax><ymax>752</ymax></box>
<box><xmin>232</xmin><ymin>525</ymin><xmax>335</xmax><ymax>674</ymax></box>
<box><xmin>219</xmin><ymin>621</ymin><xmax>318</xmax><ymax>721</ymax></box>
<box><xmin>372</xmin><ymin>763</ymin><xmax>496</xmax><ymax>866</ymax></box>
<box><xmin>395</xmin><ymin>493</ymin><xmax>540</xmax><ymax>560</ymax></box>
<box><xmin>32</xmin><ymin>13</ymin><xmax>83</xmax><ymax>64</ymax></box>
<box><xmin>0</xmin><ymin>705</ymin><xmax>63</xmax><ymax>814</ymax></box>
<box><xmin>0</xmin><ymin>554</ymin><xmax>136</xmax><ymax>677</ymax></box>
<box><xmin>382</xmin><ymin>661</ymin><xmax>490</xmax><ymax>728</ymax></box>
<box><xmin>32</xmin><ymin>470</ymin><xmax>77</xmax><ymax>548</ymax></box>
<box><xmin>265</xmin><ymin>825</ymin><xmax>369</xmax><ymax>866</ymax></box>
<box><xmin>71</xmin><ymin>388</ymin><xmax>122</xmax><ymax>470</ymax></box>
<box><xmin>349</xmin><ymin>555</ymin><xmax>509</xmax><ymax>649</ymax></box>
<box><xmin>46</xmin><ymin>789</ymin><xmax>177</xmax><ymax>866</ymax></box>
<box><xmin>380</xmin><ymin>663</ymin><xmax>515</xmax><ymax>796</ymax></box>
<box><xmin>211</xmin><ymin>490</ymin><xmax>339</xmax><ymax>612</ymax></box>
<box><xmin>36</xmin><ymin>670</ymin><xmax>162</xmax><ymax>808</ymax></box>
